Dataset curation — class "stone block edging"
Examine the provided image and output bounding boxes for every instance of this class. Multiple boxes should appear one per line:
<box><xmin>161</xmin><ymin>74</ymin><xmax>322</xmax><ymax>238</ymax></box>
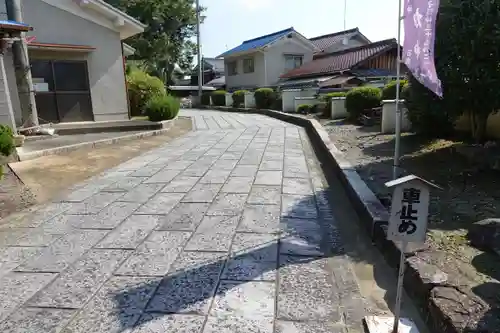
<box><xmin>16</xmin><ymin>117</ymin><xmax>180</xmax><ymax>162</ymax></box>
<box><xmin>199</xmin><ymin>105</ymin><xmax>484</xmax><ymax>333</ymax></box>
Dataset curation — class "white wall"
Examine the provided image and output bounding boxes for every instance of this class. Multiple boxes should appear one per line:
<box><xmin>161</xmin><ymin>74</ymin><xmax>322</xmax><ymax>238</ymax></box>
<box><xmin>264</xmin><ymin>37</ymin><xmax>314</xmax><ymax>86</ymax></box>
<box><xmin>224</xmin><ymin>51</ymin><xmax>265</xmax><ymax>90</ymax></box>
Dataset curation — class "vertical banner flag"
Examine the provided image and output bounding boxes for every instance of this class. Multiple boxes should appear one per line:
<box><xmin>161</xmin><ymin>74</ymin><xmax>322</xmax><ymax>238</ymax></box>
<box><xmin>403</xmin><ymin>0</ymin><xmax>442</xmax><ymax>97</ymax></box>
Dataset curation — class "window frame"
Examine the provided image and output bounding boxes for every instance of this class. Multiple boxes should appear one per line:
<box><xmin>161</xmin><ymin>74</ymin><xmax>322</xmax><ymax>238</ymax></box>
<box><xmin>284</xmin><ymin>54</ymin><xmax>304</xmax><ymax>71</ymax></box>
<box><xmin>243</xmin><ymin>57</ymin><xmax>255</xmax><ymax>73</ymax></box>
<box><xmin>227</xmin><ymin>61</ymin><xmax>238</xmax><ymax>76</ymax></box>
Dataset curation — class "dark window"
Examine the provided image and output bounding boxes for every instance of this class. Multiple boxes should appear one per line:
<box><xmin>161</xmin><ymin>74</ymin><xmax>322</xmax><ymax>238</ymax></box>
<box><xmin>31</xmin><ymin>60</ymin><xmax>55</xmax><ymax>91</ymax></box>
<box><xmin>54</xmin><ymin>61</ymin><xmax>89</xmax><ymax>91</ymax></box>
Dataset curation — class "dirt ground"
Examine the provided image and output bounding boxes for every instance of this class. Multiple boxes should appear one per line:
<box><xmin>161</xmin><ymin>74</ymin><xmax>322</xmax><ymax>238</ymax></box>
<box><xmin>0</xmin><ymin>118</ymin><xmax>192</xmax><ymax>222</ymax></box>
<box><xmin>321</xmin><ymin>117</ymin><xmax>500</xmax><ymax>306</ymax></box>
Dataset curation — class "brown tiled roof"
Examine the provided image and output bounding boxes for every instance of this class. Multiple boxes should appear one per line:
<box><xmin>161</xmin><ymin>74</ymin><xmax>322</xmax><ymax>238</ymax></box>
<box><xmin>309</xmin><ymin>28</ymin><xmax>364</xmax><ymax>51</ymax></box>
<box><xmin>281</xmin><ymin>38</ymin><xmax>397</xmax><ymax>79</ymax></box>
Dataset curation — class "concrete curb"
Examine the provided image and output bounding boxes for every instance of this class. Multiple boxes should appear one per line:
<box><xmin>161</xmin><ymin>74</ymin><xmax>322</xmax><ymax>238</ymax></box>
<box><xmin>201</xmin><ymin>105</ymin><xmax>469</xmax><ymax>333</ymax></box>
<box><xmin>16</xmin><ymin>118</ymin><xmax>181</xmax><ymax>161</ymax></box>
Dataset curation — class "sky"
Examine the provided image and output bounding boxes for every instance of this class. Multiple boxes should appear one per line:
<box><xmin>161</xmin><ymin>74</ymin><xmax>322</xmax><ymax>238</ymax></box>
<box><xmin>198</xmin><ymin>0</ymin><xmax>403</xmax><ymax>58</ymax></box>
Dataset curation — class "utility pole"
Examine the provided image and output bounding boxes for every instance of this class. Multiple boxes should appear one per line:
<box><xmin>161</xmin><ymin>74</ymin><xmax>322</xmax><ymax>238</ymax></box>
<box><xmin>6</xmin><ymin>0</ymin><xmax>39</xmax><ymax>127</ymax></box>
<box><xmin>196</xmin><ymin>0</ymin><xmax>203</xmax><ymax>100</ymax></box>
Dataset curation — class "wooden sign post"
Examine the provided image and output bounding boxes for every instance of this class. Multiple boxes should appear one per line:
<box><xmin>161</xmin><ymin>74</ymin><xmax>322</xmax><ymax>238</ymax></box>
<box><xmin>365</xmin><ymin>175</ymin><xmax>440</xmax><ymax>333</ymax></box>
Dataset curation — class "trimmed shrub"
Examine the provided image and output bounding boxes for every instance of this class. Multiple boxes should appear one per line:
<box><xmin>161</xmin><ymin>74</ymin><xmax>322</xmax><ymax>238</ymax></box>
<box><xmin>211</xmin><ymin>90</ymin><xmax>227</xmax><ymax>106</ymax></box>
<box><xmin>345</xmin><ymin>87</ymin><xmax>382</xmax><ymax>120</ymax></box>
<box><xmin>127</xmin><ymin>70</ymin><xmax>166</xmax><ymax>117</ymax></box>
<box><xmin>403</xmin><ymin>76</ymin><xmax>456</xmax><ymax>137</ymax></box>
<box><xmin>145</xmin><ymin>94</ymin><xmax>180</xmax><ymax>122</ymax></box>
<box><xmin>297</xmin><ymin>104</ymin><xmax>312</xmax><ymax>114</ymax></box>
<box><xmin>381</xmin><ymin>80</ymin><xmax>408</xmax><ymax>100</ymax></box>
<box><xmin>232</xmin><ymin>90</ymin><xmax>247</xmax><ymax>108</ymax></box>
<box><xmin>201</xmin><ymin>92</ymin><xmax>211</xmax><ymax>106</ymax></box>
<box><xmin>0</xmin><ymin>125</ymin><xmax>14</xmax><ymax>157</ymax></box>
<box><xmin>254</xmin><ymin>88</ymin><xmax>276</xmax><ymax>109</ymax></box>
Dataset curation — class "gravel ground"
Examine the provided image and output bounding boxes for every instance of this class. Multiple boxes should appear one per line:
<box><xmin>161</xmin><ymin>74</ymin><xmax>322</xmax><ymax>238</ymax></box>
<box><xmin>321</xmin><ymin>117</ymin><xmax>500</xmax><ymax>302</ymax></box>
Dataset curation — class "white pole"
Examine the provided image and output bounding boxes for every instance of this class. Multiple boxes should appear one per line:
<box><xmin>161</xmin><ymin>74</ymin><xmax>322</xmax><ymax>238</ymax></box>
<box><xmin>343</xmin><ymin>0</ymin><xmax>347</xmax><ymax>30</ymax></box>
<box><xmin>392</xmin><ymin>241</ymin><xmax>407</xmax><ymax>333</ymax></box>
<box><xmin>393</xmin><ymin>0</ymin><xmax>403</xmax><ymax>180</ymax></box>
<box><xmin>196</xmin><ymin>0</ymin><xmax>202</xmax><ymax>100</ymax></box>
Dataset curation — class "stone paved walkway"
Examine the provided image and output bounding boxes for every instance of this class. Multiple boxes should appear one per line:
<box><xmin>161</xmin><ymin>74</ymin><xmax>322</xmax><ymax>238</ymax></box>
<box><xmin>0</xmin><ymin>110</ymin><xmax>366</xmax><ymax>332</ymax></box>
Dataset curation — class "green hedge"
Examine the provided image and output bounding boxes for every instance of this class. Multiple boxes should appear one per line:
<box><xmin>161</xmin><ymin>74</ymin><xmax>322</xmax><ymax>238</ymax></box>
<box><xmin>201</xmin><ymin>92</ymin><xmax>211</xmax><ymax>106</ymax></box>
<box><xmin>345</xmin><ymin>87</ymin><xmax>381</xmax><ymax>120</ymax></box>
<box><xmin>127</xmin><ymin>70</ymin><xmax>166</xmax><ymax>117</ymax></box>
<box><xmin>297</xmin><ymin>104</ymin><xmax>312</xmax><ymax>114</ymax></box>
<box><xmin>232</xmin><ymin>90</ymin><xmax>247</xmax><ymax>108</ymax></box>
<box><xmin>0</xmin><ymin>124</ymin><xmax>14</xmax><ymax>157</ymax></box>
<box><xmin>145</xmin><ymin>94</ymin><xmax>180</xmax><ymax>122</ymax></box>
<box><xmin>381</xmin><ymin>80</ymin><xmax>408</xmax><ymax>100</ymax></box>
<box><xmin>254</xmin><ymin>88</ymin><xmax>276</xmax><ymax>109</ymax></box>
<box><xmin>211</xmin><ymin>90</ymin><xmax>227</xmax><ymax>106</ymax></box>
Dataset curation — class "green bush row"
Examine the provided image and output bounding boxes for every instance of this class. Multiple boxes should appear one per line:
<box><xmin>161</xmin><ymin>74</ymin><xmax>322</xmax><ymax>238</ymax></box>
<box><xmin>345</xmin><ymin>86</ymin><xmax>382</xmax><ymax>120</ymax></box>
<box><xmin>0</xmin><ymin>124</ymin><xmax>14</xmax><ymax>157</ymax></box>
<box><xmin>254</xmin><ymin>88</ymin><xmax>276</xmax><ymax>109</ymax></box>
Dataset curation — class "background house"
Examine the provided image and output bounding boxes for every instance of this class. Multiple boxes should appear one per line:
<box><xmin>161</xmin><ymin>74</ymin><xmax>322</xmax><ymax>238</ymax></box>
<box><xmin>218</xmin><ymin>27</ymin><xmax>319</xmax><ymax>91</ymax></box>
<box><xmin>309</xmin><ymin>27</ymin><xmax>371</xmax><ymax>54</ymax></box>
<box><xmin>190</xmin><ymin>57</ymin><xmax>224</xmax><ymax>88</ymax></box>
<box><xmin>0</xmin><ymin>0</ymin><xmax>145</xmax><ymax>127</ymax></box>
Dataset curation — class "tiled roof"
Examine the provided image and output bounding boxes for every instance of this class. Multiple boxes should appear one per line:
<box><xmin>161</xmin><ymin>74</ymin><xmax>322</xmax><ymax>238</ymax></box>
<box><xmin>218</xmin><ymin>27</ymin><xmax>295</xmax><ymax>58</ymax></box>
<box><xmin>309</xmin><ymin>28</ymin><xmax>363</xmax><ymax>51</ymax></box>
<box><xmin>280</xmin><ymin>38</ymin><xmax>397</xmax><ymax>79</ymax></box>
<box><xmin>0</xmin><ymin>19</ymin><xmax>31</xmax><ymax>31</ymax></box>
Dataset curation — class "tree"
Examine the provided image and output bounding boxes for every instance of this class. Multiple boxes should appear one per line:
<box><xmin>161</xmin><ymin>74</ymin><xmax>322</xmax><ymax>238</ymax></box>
<box><xmin>106</xmin><ymin>0</ymin><xmax>201</xmax><ymax>84</ymax></box>
<box><xmin>406</xmin><ymin>0</ymin><xmax>500</xmax><ymax>142</ymax></box>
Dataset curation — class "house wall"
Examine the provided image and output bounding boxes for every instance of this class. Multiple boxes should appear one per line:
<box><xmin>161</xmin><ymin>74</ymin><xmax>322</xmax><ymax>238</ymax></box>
<box><xmin>361</xmin><ymin>49</ymin><xmax>398</xmax><ymax>71</ymax></box>
<box><xmin>9</xmin><ymin>0</ymin><xmax>130</xmax><ymax>122</ymax></box>
<box><xmin>224</xmin><ymin>51</ymin><xmax>265</xmax><ymax>90</ymax></box>
<box><xmin>264</xmin><ymin>37</ymin><xmax>314</xmax><ymax>86</ymax></box>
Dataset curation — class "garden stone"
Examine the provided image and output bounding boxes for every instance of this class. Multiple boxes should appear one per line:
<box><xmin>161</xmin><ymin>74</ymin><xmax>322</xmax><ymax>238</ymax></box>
<box><xmin>468</xmin><ymin>218</ymin><xmax>500</xmax><ymax>256</ymax></box>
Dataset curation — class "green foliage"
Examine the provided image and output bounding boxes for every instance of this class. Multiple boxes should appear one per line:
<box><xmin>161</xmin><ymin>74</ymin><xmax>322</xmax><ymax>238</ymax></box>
<box><xmin>254</xmin><ymin>88</ymin><xmax>276</xmax><ymax>109</ymax></box>
<box><xmin>201</xmin><ymin>92</ymin><xmax>211</xmax><ymax>106</ymax></box>
<box><xmin>0</xmin><ymin>125</ymin><xmax>14</xmax><ymax>157</ymax></box>
<box><xmin>297</xmin><ymin>104</ymin><xmax>312</xmax><ymax>114</ymax></box>
<box><xmin>403</xmin><ymin>0</ymin><xmax>500</xmax><ymax>142</ymax></box>
<box><xmin>381</xmin><ymin>80</ymin><xmax>408</xmax><ymax>100</ymax></box>
<box><xmin>403</xmin><ymin>77</ymin><xmax>456</xmax><ymax>137</ymax></box>
<box><xmin>345</xmin><ymin>87</ymin><xmax>381</xmax><ymax>120</ymax></box>
<box><xmin>145</xmin><ymin>94</ymin><xmax>180</xmax><ymax>121</ymax></box>
<box><xmin>232</xmin><ymin>90</ymin><xmax>247</xmax><ymax>108</ymax></box>
<box><xmin>272</xmin><ymin>97</ymin><xmax>283</xmax><ymax>111</ymax></box>
<box><xmin>127</xmin><ymin>70</ymin><xmax>166</xmax><ymax>117</ymax></box>
<box><xmin>211</xmin><ymin>90</ymin><xmax>227</xmax><ymax>106</ymax></box>
<box><xmin>106</xmin><ymin>0</ymin><xmax>202</xmax><ymax>85</ymax></box>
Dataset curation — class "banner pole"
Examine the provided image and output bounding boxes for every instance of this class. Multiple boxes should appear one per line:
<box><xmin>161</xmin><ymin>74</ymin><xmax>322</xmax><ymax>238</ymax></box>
<box><xmin>393</xmin><ymin>0</ymin><xmax>403</xmax><ymax>180</ymax></box>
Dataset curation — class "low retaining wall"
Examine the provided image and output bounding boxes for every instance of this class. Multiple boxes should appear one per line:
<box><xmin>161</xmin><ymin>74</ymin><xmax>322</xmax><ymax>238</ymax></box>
<box><xmin>199</xmin><ymin>105</ymin><xmax>486</xmax><ymax>333</ymax></box>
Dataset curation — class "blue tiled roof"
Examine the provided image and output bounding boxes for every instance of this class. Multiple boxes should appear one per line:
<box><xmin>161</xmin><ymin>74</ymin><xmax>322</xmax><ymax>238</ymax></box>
<box><xmin>0</xmin><ymin>20</ymin><xmax>30</xmax><ymax>28</ymax></box>
<box><xmin>218</xmin><ymin>27</ymin><xmax>294</xmax><ymax>58</ymax></box>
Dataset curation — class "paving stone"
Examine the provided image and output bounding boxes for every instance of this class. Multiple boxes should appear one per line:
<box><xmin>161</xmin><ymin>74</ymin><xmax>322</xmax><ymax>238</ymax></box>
<box><xmin>282</xmin><ymin>178</ymin><xmax>314</xmax><ymax>195</ymax></box>
<box><xmin>277</xmin><ymin>256</ymin><xmax>341</xmax><ymax>321</ymax></box>
<box><xmin>95</xmin><ymin>215</ymin><xmax>160</xmax><ymax>249</ymax></box>
<box><xmin>238</xmin><ymin>205</ymin><xmax>281</xmax><ymax>234</ymax></box>
<box><xmin>221</xmin><ymin>177</ymin><xmax>254</xmax><ymax>193</ymax></box>
<box><xmin>77</xmin><ymin>201</ymin><xmax>142</xmax><ymax>229</ymax></box>
<box><xmin>210</xmin><ymin>280</ymin><xmax>275</xmax><ymax>319</ymax></box>
<box><xmin>247</xmin><ymin>186</ymin><xmax>281</xmax><ymax>205</ymax></box>
<box><xmin>199</xmin><ymin>169</ymin><xmax>232</xmax><ymax>184</ymax></box>
<box><xmin>132</xmin><ymin>314</ymin><xmax>205</xmax><ymax>333</ymax></box>
<box><xmin>65</xmin><ymin>192</ymin><xmax>125</xmax><ymax>215</ymax></box>
<box><xmin>164</xmin><ymin>160</ymin><xmax>195</xmax><ymax>170</ymax></box>
<box><xmin>27</xmin><ymin>249</ymin><xmax>130</xmax><ymax>308</ymax></box>
<box><xmin>135</xmin><ymin>192</ymin><xmax>182</xmax><ymax>215</ymax></box>
<box><xmin>129</xmin><ymin>165</ymin><xmax>164</xmax><ymax>177</ymax></box>
<box><xmin>63</xmin><ymin>185</ymin><xmax>100</xmax><ymax>202</ymax></box>
<box><xmin>61</xmin><ymin>276</ymin><xmax>160</xmax><ymax>333</ymax></box>
<box><xmin>185</xmin><ymin>220</ymin><xmax>235</xmax><ymax>252</ymax></box>
<box><xmin>16</xmin><ymin>229</ymin><xmax>108</xmax><ymax>272</ymax></box>
<box><xmin>212</xmin><ymin>159</ymin><xmax>238</xmax><ymax>170</ymax></box>
<box><xmin>0</xmin><ymin>247</ymin><xmax>42</xmax><ymax>277</ymax></box>
<box><xmin>0</xmin><ymin>307</ymin><xmax>75</xmax><ymax>333</ymax></box>
<box><xmin>4</xmin><ymin>228</ymin><xmax>61</xmax><ymax>247</ymax></box>
<box><xmin>284</xmin><ymin>159</ymin><xmax>309</xmax><ymax>178</ymax></box>
<box><xmin>221</xmin><ymin>257</ymin><xmax>277</xmax><ymax>281</ymax></box>
<box><xmin>254</xmin><ymin>171</ymin><xmax>283</xmax><ymax>186</ymax></box>
<box><xmin>281</xmin><ymin>194</ymin><xmax>318</xmax><ymax>219</ymax></box>
<box><xmin>182</xmin><ymin>183</ymin><xmax>223</xmax><ymax>203</ymax></box>
<box><xmin>101</xmin><ymin>176</ymin><xmax>147</xmax><ymax>193</ymax></box>
<box><xmin>231</xmin><ymin>233</ymin><xmax>279</xmax><ymax>262</ymax></box>
<box><xmin>116</xmin><ymin>231</ymin><xmax>191</xmax><ymax>276</ymax></box>
<box><xmin>117</xmin><ymin>183</ymin><xmax>165</xmax><ymax>203</ymax></box>
<box><xmin>146</xmin><ymin>252</ymin><xmax>224</xmax><ymax>314</ymax></box>
<box><xmin>26</xmin><ymin>202</ymin><xmax>73</xmax><ymax>228</ymax></box>
<box><xmin>203</xmin><ymin>316</ymin><xmax>273</xmax><ymax>333</ymax></box>
<box><xmin>181</xmin><ymin>165</ymin><xmax>211</xmax><ymax>177</ymax></box>
<box><xmin>231</xmin><ymin>165</ymin><xmax>258</xmax><ymax>177</ymax></box>
<box><xmin>259</xmin><ymin>159</ymin><xmax>283</xmax><ymax>171</ymax></box>
<box><xmin>206</xmin><ymin>193</ymin><xmax>247</xmax><ymax>216</ymax></box>
<box><xmin>35</xmin><ymin>214</ymin><xmax>86</xmax><ymax>233</ymax></box>
<box><xmin>157</xmin><ymin>203</ymin><xmax>210</xmax><ymax>231</ymax></box>
<box><xmin>161</xmin><ymin>176</ymin><xmax>200</xmax><ymax>193</ymax></box>
<box><xmin>275</xmin><ymin>320</ymin><xmax>346</xmax><ymax>333</ymax></box>
<box><xmin>279</xmin><ymin>218</ymin><xmax>324</xmax><ymax>257</ymax></box>
<box><xmin>0</xmin><ymin>272</ymin><xmax>55</xmax><ymax>321</ymax></box>
<box><xmin>143</xmin><ymin>169</ymin><xmax>181</xmax><ymax>184</ymax></box>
